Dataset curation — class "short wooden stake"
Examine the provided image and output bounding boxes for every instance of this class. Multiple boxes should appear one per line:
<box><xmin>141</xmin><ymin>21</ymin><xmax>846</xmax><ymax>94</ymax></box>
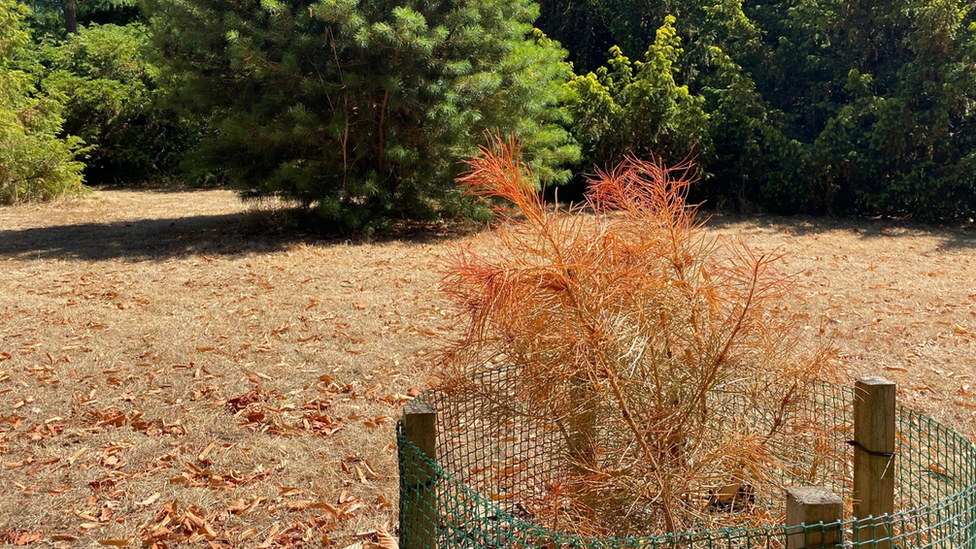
<box><xmin>401</xmin><ymin>400</ymin><xmax>438</xmax><ymax>549</ymax></box>
<box><xmin>852</xmin><ymin>377</ymin><xmax>896</xmax><ymax>549</ymax></box>
<box><xmin>786</xmin><ymin>486</ymin><xmax>844</xmax><ymax>549</ymax></box>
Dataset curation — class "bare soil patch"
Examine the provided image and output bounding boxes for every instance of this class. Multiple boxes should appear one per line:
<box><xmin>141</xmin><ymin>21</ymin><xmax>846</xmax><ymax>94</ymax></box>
<box><xmin>0</xmin><ymin>190</ymin><xmax>973</xmax><ymax>547</ymax></box>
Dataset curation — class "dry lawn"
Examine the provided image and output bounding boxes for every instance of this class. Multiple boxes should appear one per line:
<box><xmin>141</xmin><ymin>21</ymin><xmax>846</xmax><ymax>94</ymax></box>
<box><xmin>0</xmin><ymin>189</ymin><xmax>973</xmax><ymax>547</ymax></box>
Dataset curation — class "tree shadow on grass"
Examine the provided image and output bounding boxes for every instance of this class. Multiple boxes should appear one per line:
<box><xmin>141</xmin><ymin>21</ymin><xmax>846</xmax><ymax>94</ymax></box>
<box><xmin>0</xmin><ymin>210</ymin><xmax>474</xmax><ymax>262</ymax></box>
<box><xmin>702</xmin><ymin>213</ymin><xmax>976</xmax><ymax>251</ymax></box>
<box><xmin>10</xmin><ymin>201</ymin><xmax>970</xmax><ymax>263</ymax></box>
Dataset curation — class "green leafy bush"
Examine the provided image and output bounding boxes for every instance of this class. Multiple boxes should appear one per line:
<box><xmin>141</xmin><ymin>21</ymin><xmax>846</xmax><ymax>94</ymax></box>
<box><xmin>1</xmin><ymin>0</ymin><xmax>86</xmax><ymax>204</ymax></box>
<box><xmin>148</xmin><ymin>0</ymin><xmax>580</xmax><ymax>232</ymax></box>
<box><xmin>565</xmin><ymin>17</ymin><xmax>710</xmax><ymax>171</ymax></box>
<box><xmin>39</xmin><ymin>23</ymin><xmax>203</xmax><ymax>184</ymax></box>
<box><xmin>548</xmin><ymin>0</ymin><xmax>976</xmax><ymax>220</ymax></box>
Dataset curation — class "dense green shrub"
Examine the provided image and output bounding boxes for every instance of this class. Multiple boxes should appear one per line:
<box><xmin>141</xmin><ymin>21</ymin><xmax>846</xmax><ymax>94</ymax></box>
<box><xmin>22</xmin><ymin>0</ymin><xmax>144</xmax><ymax>38</ymax></box>
<box><xmin>757</xmin><ymin>0</ymin><xmax>976</xmax><ymax>219</ymax></box>
<box><xmin>565</xmin><ymin>18</ymin><xmax>710</xmax><ymax>171</ymax></box>
<box><xmin>548</xmin><ymin>0</ymin><xmax>976</xmax><ymax>220</ymax></box>
<box><xmin>148</xmin><ymin>0</ymin><xmax>580</xmax><ymax>232</ymax></box>
<box><xmin>0</xmin><ymin>0</ymin><xmax>86</xmax><ymax>204</ymax></box>
<box><xmin>39</xmin><ymin>23</ymin><xmax>203</xmax><ymax>184</ymax></box>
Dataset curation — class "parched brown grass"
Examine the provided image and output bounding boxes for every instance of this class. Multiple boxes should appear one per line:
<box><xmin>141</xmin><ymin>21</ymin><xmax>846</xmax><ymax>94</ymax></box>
<box><xmin>0</xmin><ymin>188</ymin><xmax>974</xmax><ymax>547</ymax></box>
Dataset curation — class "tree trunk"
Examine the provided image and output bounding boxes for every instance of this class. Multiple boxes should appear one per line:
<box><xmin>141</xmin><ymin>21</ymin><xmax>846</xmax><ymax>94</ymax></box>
<box><xmin>65</xmin><ymin>0</ymin><xmax>78</xmax><ymax>34</ymax></box>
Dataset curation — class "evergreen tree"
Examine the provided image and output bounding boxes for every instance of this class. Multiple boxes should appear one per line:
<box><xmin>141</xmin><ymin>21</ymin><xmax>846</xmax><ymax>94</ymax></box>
<box><xmin>148</xmin><ymin>0</ymin><xmax>579</xmax><ymax>231</ymax></box>
<box><xmin>565</xmin><ymin>18</ymin><xmax>710</xmax><ymax>169</ymax></box>
<box><xmin>768</xmin><ymin>0</ymin><xmax>976</xmax><ymax>218</ymax></box>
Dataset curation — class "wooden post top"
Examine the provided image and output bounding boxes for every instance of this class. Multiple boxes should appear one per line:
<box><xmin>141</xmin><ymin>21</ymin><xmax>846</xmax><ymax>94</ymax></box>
<box><xmin>403</xmin><ymin>399</ymin><xmax>437</xmax><ymax>461</ymax></box>
<box><xmin>857</xmin><ymin>376</ymin><xmax>895</xmax><ymax>387</ymax></box>
<box><xmin>404</xmin><ymin>399</ymin><xmax>436</xmax><ymax>416</ymax></box>
<box><xmin>787</xmin><ymin>486</ymin><xmax>845</xmax><ymax>508</ymax></box>
<box><xmin>786</xmin><ymin>486</ymin><xmax>843</xmax><ymax>549</ymax></box>
<box><xmin>854</xmin><ymin>377</ymin><xmax>896</xmax><ymax>454</ymax></box>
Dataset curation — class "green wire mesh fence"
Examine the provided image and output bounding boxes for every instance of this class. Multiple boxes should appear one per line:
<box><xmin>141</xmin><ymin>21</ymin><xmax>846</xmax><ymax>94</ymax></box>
<box><xmin>397</xmin><ymin>373</ymin><xmax>976</xmax><ymax>549</ymax></box>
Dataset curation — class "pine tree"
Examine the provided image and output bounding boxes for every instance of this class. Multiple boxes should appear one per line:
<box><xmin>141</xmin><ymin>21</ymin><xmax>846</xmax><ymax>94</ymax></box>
<box><xmin>148</xmin><ymin>0</ymin><xmax>579</xmax><ymax>231</ymax></box>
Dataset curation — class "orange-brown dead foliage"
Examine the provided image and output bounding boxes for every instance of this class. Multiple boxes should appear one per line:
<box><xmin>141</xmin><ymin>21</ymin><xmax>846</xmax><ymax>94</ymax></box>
<box><xmin>437</xmin><ymin>136</ymin><xmax>843</xmax><ymax>537</ymax></box>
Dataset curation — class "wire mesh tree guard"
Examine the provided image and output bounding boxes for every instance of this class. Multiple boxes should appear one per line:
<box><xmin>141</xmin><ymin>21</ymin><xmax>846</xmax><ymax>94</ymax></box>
<box><xmin>397</xmin><ymin>374</ymin><xmax>976</xmax><ymax>549</ymax></box>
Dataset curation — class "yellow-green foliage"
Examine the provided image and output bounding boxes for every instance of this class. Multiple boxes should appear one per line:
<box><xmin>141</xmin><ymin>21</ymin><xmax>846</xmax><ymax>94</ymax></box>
<box><xmin>565</xmin><ymin>17</ymin><xmax>710</xmax><ymax>171</ymax></box>
<box><xmin>0</xmin><ymin>0</ymin><xmax>86</xmax><ymax>204</ymax></box>
<box><xmin>553</xmin><ymin>0</ymin><xmax>976</xmax><ymax>220</ymax></box>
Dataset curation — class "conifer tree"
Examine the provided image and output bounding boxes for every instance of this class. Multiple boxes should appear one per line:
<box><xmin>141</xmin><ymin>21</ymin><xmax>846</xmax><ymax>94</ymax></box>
<box><xmin>148</xmin><ymin>0</ymin><xmax>579</xmax><ymax>231</ymax></box>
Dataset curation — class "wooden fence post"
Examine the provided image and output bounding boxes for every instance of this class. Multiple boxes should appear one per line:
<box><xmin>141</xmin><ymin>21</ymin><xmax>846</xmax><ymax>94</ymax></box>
<box><xmin>852</xmin><ymin>377</ymin><xmax>896</xmax><ymax>549</ymax></box>
<box><xmin>401</xmin><ymin>400</ymin><xmax>438</xmax><ymax>549</ymax></box>
<box><xmin>786</xmin><ymin>486</ymin><xmax>844</xmax><ymax>549</ymax></box>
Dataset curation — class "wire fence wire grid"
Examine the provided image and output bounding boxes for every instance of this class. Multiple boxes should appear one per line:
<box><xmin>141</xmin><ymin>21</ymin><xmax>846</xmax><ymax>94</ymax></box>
<box><xmin>397</xmin><ymin>380</ymin><xmax>976</xmax><ymax>549</ymax></box>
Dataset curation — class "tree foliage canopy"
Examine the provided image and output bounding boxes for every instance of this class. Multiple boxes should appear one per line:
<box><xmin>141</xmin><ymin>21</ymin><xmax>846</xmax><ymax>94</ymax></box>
<box><xmin>38</xmin><ymin>23</ymin><xmax>203</xmax><ymax>183</ymax></box>
<box><xmin>547</xmin><ymin>0</ymin><xmax>976</xmax><ymax>220</ymax></box>
<box><xmin>6</xmin><ymin>0</ymin><xmax>976</xmax><ymax>224</ymax></box>
<box><xmin>566</xmin><ymin>18</ymin><xmax>710</xmax><ymax>170</ymax></box>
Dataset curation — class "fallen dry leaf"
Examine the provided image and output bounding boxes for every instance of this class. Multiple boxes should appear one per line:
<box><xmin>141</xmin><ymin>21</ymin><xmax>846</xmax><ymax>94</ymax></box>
<box><xmin>136</xmin><ymin>493</ymin><xmax>161</xmax><ymax>507</ymax></box>
<box><xmin>6</xmin><ymin>531</ymin><xmax>43</xmax><ymax>546</ymax></box>
<box><xmin>278</xmin><ymin>486</ymin><xmax>302</xmax><ymax>497</ymax></box>
<box><xmin>285</xmin><ymin>500</ymin><xmax>312</xmax><ymax>511</ymax></box>
<box><xmin>197</xmin><ymin>441</ymin><xmax>217</xmax><ymax>462</ymax></box>
<box><xmin>375</xmin><ymin>520</ymin><xmax>398</xmax><ymax>549</ymax></box>
<box><xmin>97</xmin><ymin>539</ymin><xmax>133</xmax><ymax>547</ymax></box>
<box><xmin>256</xmin><ymin>523</ymin><xmax>279</xmax><ymax>549</ymax></box>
